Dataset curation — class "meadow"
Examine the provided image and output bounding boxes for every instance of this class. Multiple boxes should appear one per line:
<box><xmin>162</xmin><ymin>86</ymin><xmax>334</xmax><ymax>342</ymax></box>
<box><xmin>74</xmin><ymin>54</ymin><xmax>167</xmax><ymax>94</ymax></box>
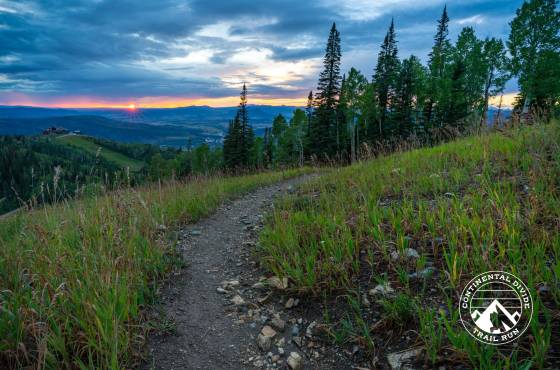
<box><xmin>0</xmin><ymin>167</ymin><xmax>311</xmax><ymax>369</ymax></box>
<box><xmin>57</xmin><ymin>135</ymin><xmax>146</xmax><ymax>172</ymax></box>
<box><xmin>259</xmin><ymin>122</ymin><xmax>559</xmax><ymax>368</ymax></box>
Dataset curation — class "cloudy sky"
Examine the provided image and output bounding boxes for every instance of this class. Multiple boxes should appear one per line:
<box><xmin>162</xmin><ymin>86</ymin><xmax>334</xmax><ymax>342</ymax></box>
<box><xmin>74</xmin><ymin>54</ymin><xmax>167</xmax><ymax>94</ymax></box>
<box><xmin>0</xmin><ymin>0</ymin><xmax>523</xmax><ymax>108</ymax></box>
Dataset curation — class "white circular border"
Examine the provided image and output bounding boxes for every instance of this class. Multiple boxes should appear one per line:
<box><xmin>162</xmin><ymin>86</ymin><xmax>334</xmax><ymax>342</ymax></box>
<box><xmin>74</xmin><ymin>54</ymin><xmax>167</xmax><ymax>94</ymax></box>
<box><xmin>459</xmin><ymin>270</ymin><xmax>533</xmax><ymax>345</ymax></box>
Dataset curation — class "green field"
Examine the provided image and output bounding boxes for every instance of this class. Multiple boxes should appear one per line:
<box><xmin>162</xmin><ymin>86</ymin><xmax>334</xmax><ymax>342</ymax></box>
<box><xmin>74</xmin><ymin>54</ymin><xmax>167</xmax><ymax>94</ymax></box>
<box><xmin>57</xmin><ymin>135</ymin><xmax>146</xmax><ymax>171</ymax></box>
<box><xmin>260</xmin><ymin>123</ymin><xmax>559</xmax><ymax>368</ymax></box>
<box><xmin>0</xmin><ymin>167</ymin><xmax>312</xmax><ymax>369</ymax></box>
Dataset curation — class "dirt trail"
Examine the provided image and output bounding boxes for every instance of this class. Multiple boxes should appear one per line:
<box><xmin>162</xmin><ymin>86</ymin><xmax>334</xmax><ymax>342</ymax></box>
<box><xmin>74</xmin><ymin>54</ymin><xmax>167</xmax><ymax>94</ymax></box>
<box><xmin>143</xmin><ymin>175</ymin><xmax>342</xmax><ymax>370</ymax></box>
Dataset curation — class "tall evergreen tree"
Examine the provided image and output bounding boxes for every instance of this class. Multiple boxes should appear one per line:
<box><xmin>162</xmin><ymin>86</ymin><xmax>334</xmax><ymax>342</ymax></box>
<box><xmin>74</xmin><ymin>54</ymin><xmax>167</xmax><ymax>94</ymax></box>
<box><xmin>373</xmin><ymin>19</ymin><xmax>400</xmax><ymax>139</ymax></box>
<box><xmin>426</xmin><ymin>6</ymin><xmax>453</xmax><ymax>127</ymax></box>
<box><xmin>310</xmin><ymin>23</ymin><xmax>342</xmax><ymax>159</ymax></box>
<box><xmin>223</xmin><ymin>84</ymin><xmax>254</xmax><ymax>169</ymax></box>
<box><xmin>238</xmin><ymin>83</ymin><xmax>254</xmax><ymax>165</ymax></box>
<box><xmin>394</xmin><ymin>55</ymin><xmax>427</xmax><ymax>137</ymax></box>
<box><xmin>447</xmin><ymin>60</ymin><xmax>469</xmax><ymax>128</ymax></box>
<box><xmin>223</xmin><ymin>114</ymin><xmax>242</xmax><ymax>169</ymax></box>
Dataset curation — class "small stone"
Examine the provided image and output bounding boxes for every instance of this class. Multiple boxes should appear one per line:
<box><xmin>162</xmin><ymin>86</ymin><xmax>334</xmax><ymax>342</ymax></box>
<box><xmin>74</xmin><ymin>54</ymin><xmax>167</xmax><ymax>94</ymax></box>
<box><xmin>231</xmin><ymin>295</ymin><xmax>246</xmax><ymax>306</ymax></box>
<box><xmin>306</xmin><ymin>321</ymin><xmax>317</xmax><ymax>338</ymax></box>
<box><xmin>261</xmin><ymin>325</ymin><xmax>277</xmax><ymax>338</ymax></box>
<box><xmin>291</xmin><ymin>325</ymin><xmax>300</xmax><ymax>336</ymax></box>
<box><xmin>221</xmin><ymin>280</ymin><xmax>240</xmax><ymax>289</ymax></box>
<box><xmin>271</xmin><ymin>316</ymin><xmax>286</xmax><ymax>331</ymax></box>
<box><xmin>287</xmin><ymin>352</ymin><xmax>303</xmax><ymax>370</ymax></box>
<box><xmin>271</xmin><ymin>355</ymin><xmax>280</xmax><ymax>363</ymax></box>
<box><xmin>276</xmin><ymin>337</ymin><xmax>286</xmax><ymax>347</ymax></box>
<box><xmin>387</xmin><ymin>348</ymin><xmax>422</xmax><ymax>370</ymax></box>
<box><xmin>190</xmin><ymin>230</ymin><xmax>201</xmax><ymax>236</ymax></box>
<box><xmin>404</xmin><ymin>248</ymin><xmax>420</xmax><ymax>259</ymax></box>
<box><xmin>285</xmin><ymin>298</ymin><xmax>295</xmax><ymax>309</ymax></box>
<box><xmin>369</xmin><ymin>283</ymin><xmax>395</xmax><ymax>297</ymax></box>
<box><xmin>257</xmin><ymin>334</ymin><xmax>272</xmax><ymax>351</ymax></box>
<box><xmin>216</xmin><ymin>287</ymin><xmax>227</xmax><ymax>294</ymax></box>
<box><xmin>278</xmin><ymin>347</ymin><xmax>285</xmax><ymax>355</ymax></box>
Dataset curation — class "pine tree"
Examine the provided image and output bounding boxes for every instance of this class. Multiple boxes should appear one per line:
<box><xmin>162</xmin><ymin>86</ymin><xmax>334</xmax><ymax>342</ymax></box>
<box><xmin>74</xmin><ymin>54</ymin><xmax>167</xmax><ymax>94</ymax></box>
<box><xmin>373</xmin><ymin>19</ymin><xmax>400</xmax><ymax>139</ymax></box>
<box><xmin>223</xmin><ymin>84</ymin><xmax>255</xmax><ymax>169</ymax></box>
<box><xmin>426</xmin><ymin>6</ymin><xmax>453</xmax><ymax>128</ymax></box>
<box><xmin>223</xmin><ymin>114</ymin><xmax>242</xmax><ymax>169</ymax></box>
<box><xmin>447</xmin><ymin>60</ymin><xmax>469</xmax><ymax>128</ymax></box>
<box><xmin>393</xmin><ymin>56</ymin><xmax>427</xmax><ymax>137</ymax></box>
<box><xmin>310</xmin><ymin>23</ymin><xmax>342</xmax><ymax>159</ymax></box>
<box><xmin>238</xmin><ymin>83</ymin><xmax>254</xmax><ymax>166</ymax></box>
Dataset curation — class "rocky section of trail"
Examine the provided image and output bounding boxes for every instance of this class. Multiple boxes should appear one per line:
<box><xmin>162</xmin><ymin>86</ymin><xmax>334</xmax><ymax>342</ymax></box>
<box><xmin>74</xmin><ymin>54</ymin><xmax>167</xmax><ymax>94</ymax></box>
<box><xmin>142</xmin><ymin>175</ymin><xmax>351</xmax><ymax>370</ymax></box>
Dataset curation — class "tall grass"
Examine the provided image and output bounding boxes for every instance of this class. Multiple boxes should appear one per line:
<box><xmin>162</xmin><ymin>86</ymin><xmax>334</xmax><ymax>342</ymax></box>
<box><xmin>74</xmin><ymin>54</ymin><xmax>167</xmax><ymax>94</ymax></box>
<box><xmin>0</xmin><ymin>167</ymin><xmax>312</xmax><ymax>369</ymax></box>
<box><xmin>259</xmin><ymin>122</ymin><xmax>559</xmax><ymax>368</ymax></box>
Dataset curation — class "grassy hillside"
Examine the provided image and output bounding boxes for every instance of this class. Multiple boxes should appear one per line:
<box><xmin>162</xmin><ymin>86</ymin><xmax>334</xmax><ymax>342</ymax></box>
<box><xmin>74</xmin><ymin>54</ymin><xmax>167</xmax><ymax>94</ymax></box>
<box><xmin>57</xmin><ymin>135</ymin><xmax>145</xmax><ymax>171</ymax></box>
<box><xmin>0</xmin><ymin>167</ymin><xmax>312</xmax><ymax>369</ymax></box>
<box><xmin>260</xmin><ymin>123</ymin><xmax>559</xmax><ymax>368</ymax></box>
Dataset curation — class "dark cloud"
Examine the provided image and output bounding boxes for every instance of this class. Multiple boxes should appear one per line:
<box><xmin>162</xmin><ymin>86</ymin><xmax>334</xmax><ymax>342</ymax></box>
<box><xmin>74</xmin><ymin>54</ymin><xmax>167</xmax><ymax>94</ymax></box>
<box><xmin>0</xmin><ymin>0</ymin><xmax>523</xmax><ymax>105</ymax></box>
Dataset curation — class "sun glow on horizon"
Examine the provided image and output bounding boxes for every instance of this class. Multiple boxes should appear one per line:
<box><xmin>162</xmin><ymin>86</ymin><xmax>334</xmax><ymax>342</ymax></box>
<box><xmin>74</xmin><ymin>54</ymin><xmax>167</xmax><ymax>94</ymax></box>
<box><xmin>1</xmin><ymin>95</ymin><xmax>309</xmax><ymax>109</ymax></box>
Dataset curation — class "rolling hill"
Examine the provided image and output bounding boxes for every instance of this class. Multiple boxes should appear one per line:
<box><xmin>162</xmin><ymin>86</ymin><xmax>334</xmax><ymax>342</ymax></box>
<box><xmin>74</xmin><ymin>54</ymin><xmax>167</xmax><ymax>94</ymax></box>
<box><xmin>56</xmin><ymin>135</ymin><xmax>146</xmax><ymax>171</ymax></box>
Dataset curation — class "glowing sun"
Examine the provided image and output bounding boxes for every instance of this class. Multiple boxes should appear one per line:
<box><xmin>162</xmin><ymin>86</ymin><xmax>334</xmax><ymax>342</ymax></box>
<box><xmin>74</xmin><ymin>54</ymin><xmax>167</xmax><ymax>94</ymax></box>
<box><xmin>128</xmin><ymin>104</ymin><xmax>136</xmax><ymax>110</ymax></box>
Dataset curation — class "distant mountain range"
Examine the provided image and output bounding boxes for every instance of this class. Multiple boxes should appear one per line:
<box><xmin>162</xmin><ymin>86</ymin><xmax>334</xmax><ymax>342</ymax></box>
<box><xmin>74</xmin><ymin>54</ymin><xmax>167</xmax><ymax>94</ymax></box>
<box><xmin>0</xmin><ymin>105</ymin><xmax>300</xmax><ymax>147</ymax></box>
<box><xmin>0</xmin><ymin>105</ymin><xmax>510</xmax><ymax>148</ymax></box>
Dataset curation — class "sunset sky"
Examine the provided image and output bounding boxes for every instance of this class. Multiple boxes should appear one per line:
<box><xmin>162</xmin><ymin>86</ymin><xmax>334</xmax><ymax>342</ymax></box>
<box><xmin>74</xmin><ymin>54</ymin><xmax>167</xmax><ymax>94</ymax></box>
<box><xmin>0</xmin><ymin>0</ymin><xmax>523</xmax><ymax>108</ymax></box>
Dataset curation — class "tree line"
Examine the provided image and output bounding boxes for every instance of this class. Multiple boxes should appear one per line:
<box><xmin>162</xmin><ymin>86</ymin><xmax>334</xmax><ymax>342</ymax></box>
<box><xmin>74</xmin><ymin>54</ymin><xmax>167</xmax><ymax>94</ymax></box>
<box><xmin>223</xmin><ymin>0</ymin><xmax>560</xmax><ymax>168</ymax></box>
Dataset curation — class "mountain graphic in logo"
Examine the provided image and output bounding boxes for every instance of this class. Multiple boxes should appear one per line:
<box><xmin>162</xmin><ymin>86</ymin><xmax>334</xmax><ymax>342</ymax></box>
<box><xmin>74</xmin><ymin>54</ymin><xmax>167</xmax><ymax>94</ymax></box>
<box><xmin>471</xmin><ymin>299</ymin><xmax>521</xmax><ymax>334</ymax></box>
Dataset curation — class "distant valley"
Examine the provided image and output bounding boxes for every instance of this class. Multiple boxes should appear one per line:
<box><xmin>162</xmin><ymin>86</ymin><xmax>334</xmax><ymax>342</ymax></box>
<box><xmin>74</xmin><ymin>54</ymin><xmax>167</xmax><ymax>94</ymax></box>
<box><xmin>0</xmin><ymin>105</ymin><xmax>510</xmax><ymax>148</ymax></box>
<box><xmin>0</xmin><ymin>105</ymin><xmax>300</xmax><ymax>147</ymax></box>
